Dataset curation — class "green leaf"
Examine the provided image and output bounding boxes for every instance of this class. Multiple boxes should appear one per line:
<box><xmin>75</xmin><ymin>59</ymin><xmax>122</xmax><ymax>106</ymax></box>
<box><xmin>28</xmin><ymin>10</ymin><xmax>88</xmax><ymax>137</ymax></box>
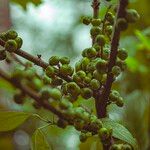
<box><xmin>11</xmin><ymin>0</ymin><xmax>42</xmax><ymax>10</ymax></box>
<box><xmin>102</xmin><ymin>118</ymin><xmax>138</xmax><ymax>149</ymax></box>
<box><xmin>32</xmin><ymin>129</ymin><xmax>50</xmax><ymax>150</ymax></box>
<box><xmin>0</xmin><ymin>111</ymin><xmax>31</xmax><ymax>132</ymax></box>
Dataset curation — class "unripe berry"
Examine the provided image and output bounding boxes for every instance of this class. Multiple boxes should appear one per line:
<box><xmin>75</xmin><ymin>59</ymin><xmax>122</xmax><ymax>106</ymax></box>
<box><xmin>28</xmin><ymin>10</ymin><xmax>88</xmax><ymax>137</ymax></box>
<box><xmin>116</xmin><ymin>97</ymin><xmax>124</xmax><ymax>107</ymax></box>
<box><xmin>6</xmin><ymin>30</ymin><xmax>18</xmax><ymax>39</ymax></box>
<box><xmin>32</xmin><ymin>77</ymin><xmax>43</xmax><ymax>91</ymax></box>
<box><xmin>74</xmin><ymin>107</ymin><xmax>85</xmax><ymax>118</ymax></box>
<box><xmin>59</xmin><ymin>64</ymin><xmax>74</xmax><ymax>76</ymax></box>
<box><xmin>86</xmin><ymin>62</ymin><xmax>96</xmax><ymax>73</ymax></box>
<box><xmin>112</xmin><ymin>66</ymin><xmax>121</xmax><ymax>76</ymax></box>
<box><xmin>0</xmin><ymin>50</ymin><xmax>6</xmax><ymax>61</ymax></box>
<box><xmin>45</xmin><ymin>66</ymin><xmax>55</xmax><ymax>77</ymax></box>
<box><xmin>0</xmin><ymin>32</ymin><xmax>7</xmax><ymax>41</ymax></box>
<box><xmin>76</xmin><ymin>70</ymin><xmax>86</xmax><ymax>79</ymax></box>
<box><xmin>15</xmin><ymin>37</ymin><xmax>23</xmax><ymax>49</ymax></box>
<box><xmin>93</xmin><ymin>70</ymin><xmax>103</xmax><ymax>81</ymax></box>
<box><xmin>106</xmin><ymin>25</ymin><xmax>113</xmax><ymax>35</ymax></box>
<box><xmin>24</xmin><ymin>68</ymin><xmax>36</xmax><ymax>80</ymax></box>
<box><xmin>91</xmin><ymin>19</ymin><xmax>101</xmax><ymax>26</ymax></box>
<box><xmin>86</xmin><ymin>47</ymin><xmax>97</xmax><ymax>58</ymax></box>
<box><xmin>96</xmin><ymin>59</ymin><xmax>107</xmax><ymax>73</ymax></box>
<box><xmin>79</xmin><ymin>133</ymin><xmax>88</xmax><ymax>142</ymax></box>
<box><xmin>101</xmin><ymin>74</ymin><xmax>107</xmax><ymax>84</ymax></box>
<box><xmin>83</xmin><ymin>76</ymin><xmax>91</xmax><ymax>84</ymax></box>
<box><xmin>90</xmin><ymin>79</ymin><xmax>100</xmax><ymax>90</ymax></box>
<box><xmin>96</xmin><ymin>35</ymin><xmax>106</xmax><ymax>46</ymax></box>
<box><xmin>73</xmin><ymin>74</ymin><xmax>82</xmax><ymax>83</ymax></box>
<box><xmin>5</xmin><ymin>40</ymin><xmax>17</xmax><ymax>52</ymax></box>
<box><xmin>82</xmin><ymin>48</ymin><xmax>88</xmax><ymax>57</ymax></box>
<box><xmin>116</xmin><ymin>60</ymin><xmax>127</xmax><ymax>71</ymax></box>
<box><xmin>109</xmin><ymin>90</ymin><xmax>120</xmax><ymax>102</ymax></box>
<box><xmin>41</xmin><ymin>88</ymin><xmax>51</xmax><ymax>100</ymax></box>
<box><xmin>90</xmin><ymin>27</ymin><xmax>101</xmax><ymax>37</ymax></box>
<box><xmin>117</xmin><ymin>49</ymin><xmax>128</xmax><ymax>60</ymax></box>
<box><xmin>110</xmin><ymin>144</ymin><xmax>120</xmax><ymax>150</ymax></box>
<box><xmin>43</xmin><ymin>75</ymin><xmax>51</xmax><ymax>84</ymax></box>
<box><xmin>125</xmin><ymin>9</ymin><xmax>140</xmax><ymax>23</ymax></box>
<box><xmin>102</xmin><ymin>48</ymin><xmax>110</xmax><ymax>60</ymax></box>
<box><xmin>93</xmin><ymin>43</ymin><xmax>100</xmax><ymax>51</ymax></box>
<box><xmin>81</xmin><ymin>88</ymin><xmax>93</xmax><ymax>99</ymax></box>
<box><xmin>51</xmin><ymin>77</ymin><xmax>63</xmax><ymax>86</ymax></box>
<box><xmin>75</xmin><ymin>61</ymin><xmax>82</xmax><ymax>72</ymax></box>
<box><xmin>116</xmin><ymin>18</ymin><xmax>128</xmax><ymax>31</ymax></box>
<box><xmin>66</xmin><ymin>82</ymin><xmax>80</xmax><ymax>97</ymax></box>
<box><xmin>81</xmin><ymin>57</ymin><xmax>90</xmax><ymax>70</ymax></box>
<box><xmin>82</xmin><ymin>17</ymin><xmax>91</xmax><ymax>25</ymax></box>
<box><xmin>98</xmin><ymin>127</ymin><xmax>110</xmax><ymax>140</ymax></box>
<box><xmin>57</xmin><ymin>119</ymin><xmax>68</xmax><ymax>129</ymax></box>
<box><xmin>106</xmin><ymin>12</ymin><xmax>114</xmax><ymax>24</ymax></box>
<box><xmin>49</xmin><ymin>88</ymin><xmax>62</xmax><ymax>100</ymax></box>
<box><xmin>60</xmin><ymin>56</ymin><xmax>70</xmax><ymax>64</ymax></box>
<box><xmin>59</xmin><ymin>98</ymin><xmax>73</xmax><ymax>109</ymax></box>
<box><xmin>49</xmin><ymin>56</ymin><xmax>59</xmax><ymax>66</ymax></box>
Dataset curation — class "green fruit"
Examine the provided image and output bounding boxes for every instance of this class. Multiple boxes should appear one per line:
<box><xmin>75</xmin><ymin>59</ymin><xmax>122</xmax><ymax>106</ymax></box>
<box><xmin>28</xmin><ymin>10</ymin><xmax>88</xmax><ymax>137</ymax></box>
<box><xmin>93</xmin><ymin>43</ymin><xmax>100</xmax><ymax>51</ymax></box>
<box><xmin>24</xmin><ymin>68</ymin><xmax>36</xmax><ymax>79</ymax></box>
<box><xmin>96</xmin><ymin>34</ymin><xmax>106</xmax><ymax>46</ymax></box>
<box><xmin>76</xmin><ymin>71</ymin><xmax>86</xmax><ymax>79</ymax></box>
<box><xmin>86</xmin><ymin>62</ymin><xmax>96</xmax><ymax>73</ymax></box>
<box><xmin>15</xmin><ymin>37</ymin><xmax>23</xmax><ymax>49</ymax></box>
<box><xmin>0</xmin><ymin>50</ymin><xmax>6</xmax><ymax>61</ymax></box>
<box><xmin>13</xmin><ymin>93</ymin><xmax>25</xmax><ymax>104</ymax></box>
<box><xmin>49</xmin><ymin>88</ymin><xmax>62</xmax><ymax>100</ymax></box>
<box><xmin>45</xmin><ymin>66</ymin><xmax>55</xmax><ymax>77</ymax></box>
<box><xmin>6</xmin><ymin>30</ymin><xmax>18</xmax><ymax>39</ymax></box>
<box><xmin>90</xmin><ymin>27</ymin><xmax>101</xmax><ymax>37</ymax></box>
<box><xmin>109</xmin><ymin>90</ymin><xmax>120</xmax><ymax>102</ymax></box>
<box><xmin>116</xmin><ymin>97</ymin><xmax>124</xmax><ymax>107</ymax></box>
<box><xmin>5</xmin><ymin>40</ymin><xmax>17</xmax><ymax>52</ymax></box>
<box><xmin>82</xmin><ymin>48</ymin><xmax>88</xmax><ymax>57</ymax></box>
<box><xmin>66</xmin><ymin>82</ymin><xmax>80</xmax><ymax>96</ymax></box>
<box><xmin>81</xmin><ymin>57</ymin><xmax>90</xmax><ymax>70</ymax></box>
<box><xmin>74</xmin><ymin>107</ymin><xmax>85</xmax><ymax>118</ymax></box>
<box><xmin>0</xmin><ymin>32</ymin><xmax>7</xmax><ymax>41</ymax></box>
<box><xmin>79</xmin><ymin>133</ymin><xmax>87</xmax><ymax>142</ymax></box>
<box><xmin>101</xmin><ymin>74</ymin><xmax>107</xmax><ymax>84</ymax></box>
<box><xmin>96</xmin><ymin>59</ymin><xmax>107</xmax><ymax>73</ymax></box>
<box><xmin>110</xmin><ymin>144</ymin><xmax>120</xmax><ymax>150</ymax></box>
<box><xmin>90</xmin><ymin>79</ymin><xmax>100</xmax><ymax>90</ymax></box>
<box><xmin>41</xmin><ymin>88</ymin><xmax>51</xmax><ymax>100</ymax></box>
<box><xmin>112</xmin><ymin>66</ymin><xmax>121</xmax><ymax>76</ymax></box>
<box><xmin>93</xmin><ymin>70</ymin><xmax>103</xmax><ymax>81</ymax></box>
<box><xmin>43</xmin><ymin>75</ymin><xmax>51</xmax><ymax>84</ymax></box>
<box><xmin>106</xmin><ymin>12</ymin><xmax>114</xmax><ymax>24</ymax></box>
<box><xmin>116</xmin><ymin>18</ymin><xmax>128</xmax><ymax>31</ymax></box>
<box><xmin>60</xmin><ymin>57</ymin><xmax>70</xmax><ymax>64</ymax></box>
<box><xmin>102</xmin><ymin>48</ymin><xmax>110</xmax><ymax>60</ymax></box>
<box><xmin>126</xmin><ymin>9</ymin><xmax>140</xmax><ymax>23</ymax></box>
<box><xmin>61</xmin><ymin>83</ymin><xmax>68</xmax><ymax>94</ymax></box>
<box><xmin>84</xmin><ymin>76</ymin><xmax>91</xmax><ymax>84</ymax></box>
<box><xmin>81</xmin><ymin>88</ymin><xmax>93</xmax><ymax>99</ymax></box>
<box><xmin>98</xmin><ymin>127</ymin><xmax>110</xmax><ymax>140</ymax></box>
<box><xmin>57</xmin><ymin>119</ymin><xmax>68</xmax><ymax>128</ymax></box>
<box><xmin>51</xmin><ymin>77</ymin><xmax>63</xmax><ymax>86</ymax></box>
<box><xmin>116</xmin><ymin>60</ymin><xmax>127</xmax><ymax>71</ymax></box>
<box><xmin>59</xmin><ymin>98</ymin><xmax>73</xmax><ymax>109</ymax></box>
<box><xmin>117</xmin><ymin>49</ymin><xmax>128</xmax><ymax>60</ymax></box>
<box><xmin>106</xmin><ymin>25</ymin><xmax>113</xmax><ymax>35</ymax></box>
<box><xmin>32</xmin><ymin>77</ymin><xmax>43</xmax><ymax>91</ymax></box>
<box><xmin>59</xmin><ymin>64</ymin><xmax>74</xmax><ymax>76</ymax></box>
<box><xmin>75</xmin><ymin>61</ymin><xmax>82</xmax><ymax>72</ymax></box>
<box><xmin>82</xmin><ymin>17</ymin><xmax>91</xmax><ymax>25</ymax></box>
<box><xmin>86</xmin><ymin>47</ymin><xmax>97</xmax><ymax>58</ymax></box>
<box><xmin>73</xmin><ymin>74</ymin><xmax>82</xmax><ymax>83</ymax></box>
<box><xmin>91</xmin><ymin>19</ymin><xmax>101</xmax><ymax>26</ymax></box>
<box><xmin>49</xmin><ymin>56</ymin><xmax>59</xmax><ymax>65</ymax></box>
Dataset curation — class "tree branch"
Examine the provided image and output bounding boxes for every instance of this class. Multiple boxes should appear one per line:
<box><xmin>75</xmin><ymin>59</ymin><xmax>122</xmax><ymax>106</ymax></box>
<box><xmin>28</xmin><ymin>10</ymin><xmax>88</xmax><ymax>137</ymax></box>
<box><xmin>95</xmin><ymin>0</ymin><xmax>128</xmax><ymax>118</ymax></box>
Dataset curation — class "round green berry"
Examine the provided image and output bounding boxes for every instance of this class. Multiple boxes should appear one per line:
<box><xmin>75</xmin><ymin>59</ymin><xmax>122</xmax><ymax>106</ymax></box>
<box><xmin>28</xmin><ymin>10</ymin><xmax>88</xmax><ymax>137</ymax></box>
<box><xmin>49</xmin><ymin>88</ymin><xmax>62</xmax><ymax>100</ymax></box>
<box><xmin>102</xmin><ymin>48</ymin><xmax>110</xmax><ymax>60</ymax></box>
<box><xmin>110</xmin><ymin>144</ymin><xmax>120</xmax><ymax>150</ymax></box>
<box><xmin>82</xmin><ymin>17</ymin><xmax>91</xmax><ymax>25</ymax></box>
<box><xmin>75</xmin><ymin>61</ymin><xmax>82</xmax><ymax>72</ymax></box>
<box><xmin>45</xmin><ymin>66</ymin><xmax>55</xmax><ymax>77</ymax></box>
<box><xmin>51</xmin><ymin>77</ymin><xmax>63</xmax><ymax>86</ymax></box>
<box><xmin>83</xmin><ymin>76</ymin><xmax>91</xmax><ymax>84</ymax></box>
<box><xmin>60</xmin><ymin>56</ymin><xmax>70</xmax><ymax>64</ymax></box>
<box><xmin>112</xmin><ymin>66</ymin><xmax>121</xmax><ymax>76</ymax></box>
<box><xmin>117</xmin><ymin>49</ymin><xmax>128</xmax><ymax>60</ymax></box>
<box><xmin>106</xmin><ymin>25</ymin><xmax>113</xmax><ymax>35</ymax></box>
<box><xmin>96</xmin><ymin>59</ymin><xmax>107</xmax><ymax>73</ymax></box>
<box><xmin>0</xmin><ymin>50</ymin><xmax>6</xmax><ymax>61</ymax></box>
<box><xmin>93</xmin><ymin>43</ymin><xmax>100</xmax><ymax>52</ymax></box>
<box><xmin>81</xmin><ymin>57</ymin><xmax>90</xmax><ymax>70</ymax></box>
<box><xmin>122</xmin><ymin>144</ymin><xmax>132</xmax><ymax>150</ymax></box>
<box><xmin>116</xmin><ymin>97</ymin><xmax>124</xmax><ymax>107</ymax></box>
<box><xmin>0</xmin><ymin>32</ymin><xmax>7</xmax><ymax>41</ymax></box>
<box><xmin>15</xmin><ymin>37</ymin><xmax>23</xmax><ymax>49</ymax></box>
<box><xmin>109</xmin><ymin>90</ymin><xmax>120</xmax><ymax>102</ymax></box>
<box><xmin>125</xmin><ymin>9</ymin><xmax>140</xmax><ymax>23</ymax></box>
<box><xmin>116</xmin><ymin>18</ymin><xmax>128</xmax><ymax>31</ymax></box>
<box><xmin>43</xmin><ymin>75</ymin><xmax>51</xmax><ymax>84</ymax></box>
<box><xmin>41</xmin><ymin>88</ymin><xmax>51</xmax><ymax>100</ymax></box>
<box><xmin>66</xmin><ymin>82</ymin><xmax>80</xmax><ymax>96</ymax></box>
<box><xmin>93</xmin><ymin>70</ymin><xmax>103</xmax><ymax>81</ymax></box>
<box><xmin>59</xmin><ymin>98</ymin><xmax>73</xmax><ymax>109</ymax></box>
<box><xmin>32</xmin><ymin>77</ymin><xmax>43</xmax><ymax>91</ymax></box>
<box><xmin>98</xmin><ymin>127</ymin><xmax>110</xmax><ymax>140</ymax></box>
<box><xmin>6</xmin><ymin>30</ymin><xmax>18</xmax><ymax>39</ymax></box>
<box><xmin>101</xmin><ymin>74</ymin><xmax>107</xmax><ymax>84</ymax></box>
<box><xmin>81</xmin><ymin>88</ymin><xmax>93</xmax><ymax>99</ymax></box>
<box><xmin>106</xmin><ymin>12</ymin><xmax>114</xmax><ymax>24</ymax></box>
<box><xmin>5</xmin><ymin>40</ymin><xmax>17</xmax><ymax>52</ymax></box>
<box><xmin>59</xmin><ymin>64</ymin><xmax>74</xmax><ymax>76</ymax></box>
<box><xmin>96</xmin><ymin>34</ymin><xmax>106</xmax><ymax>46</ymax></box>
<box><xmin>91</xmin><ymin>19</ymin><xmax>101</xmax><ymax>26</ymax></box>
<box><xmin>116</xmin><ymin>60</ymin><xmax>127</xmax><ymax>71</ymax></box>
<box><xmin>82</xmin><ymin>48</ymin><xmax>88</xmax><ymax>57</ymax></box>
<box><xmin>76</xmin><ymin>70</ymin><xmax>86</xmax><ymax>79</ymax></box>
<box><xmin>79</xmin><ymin>133</ymin><xmax>87</xmax><ymax>142</ymax></box>
<box><xmin>49</xmin><ymin>56</ymin><xmax>59</xmax><ymax>66</ymax></box>
<box><xmin>90</xmin><ymin>79</ymin><xmax>100</xmax><ymax>90</ymax></box>
<box><xmin>86</xmin><ymin>47</ymin><xmax>97</xmax><ymax>58</ymax></box>
<box><xmin>86</xmin><ymin>62</ymin><xmax>96</xmax><ymax>73</ymax></box>
<box><xmin>90</xmin><ymin>27</ymin><xmax>101</xmax><ymax>37</ymax></box>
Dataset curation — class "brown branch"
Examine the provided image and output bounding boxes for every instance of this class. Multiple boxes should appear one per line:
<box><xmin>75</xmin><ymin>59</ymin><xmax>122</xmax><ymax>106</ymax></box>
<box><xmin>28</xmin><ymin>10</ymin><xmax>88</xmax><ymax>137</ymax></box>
<box><xmin>0</xmin><ymin>38</ymin><xmax>72</xmax><ymax>82</ymax></box>
<box><xmin>95</xmin><ymin>0</ymin><xmax>128</xmax><ymax>118</ymax></box>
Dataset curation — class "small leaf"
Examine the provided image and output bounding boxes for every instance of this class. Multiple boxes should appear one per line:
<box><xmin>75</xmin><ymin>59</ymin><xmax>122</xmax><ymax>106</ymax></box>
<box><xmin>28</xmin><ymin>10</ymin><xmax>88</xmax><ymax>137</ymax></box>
<box><xmin>0</xmin><ymin>111</ymin><xmax>31</xmax><ymax>132</ymax></box>
<box><xmin>32</xmin><ymin>129</ymin><xmax>50</xmax><ymax>150</ymax></box>
<box><xmin>102</xmin><ymin>118</ymin><xmax>138</xmax><ymax>149</ymax></box>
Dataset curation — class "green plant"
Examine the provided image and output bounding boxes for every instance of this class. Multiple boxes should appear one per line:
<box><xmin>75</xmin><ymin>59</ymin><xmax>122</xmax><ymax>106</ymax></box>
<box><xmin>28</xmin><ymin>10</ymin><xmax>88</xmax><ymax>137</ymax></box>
<box><xmin>0</xmin><ymin>0</ymin><xmax>140</xmax><ymax>149</ymax></box>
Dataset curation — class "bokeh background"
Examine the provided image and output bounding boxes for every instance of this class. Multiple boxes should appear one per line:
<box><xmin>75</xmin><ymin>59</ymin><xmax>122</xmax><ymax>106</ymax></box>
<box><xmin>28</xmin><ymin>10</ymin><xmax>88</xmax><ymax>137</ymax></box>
<box><xmin>0</xmin><ymin>0</ymin><xmax>149</xmax><ymax>149</ymax></box>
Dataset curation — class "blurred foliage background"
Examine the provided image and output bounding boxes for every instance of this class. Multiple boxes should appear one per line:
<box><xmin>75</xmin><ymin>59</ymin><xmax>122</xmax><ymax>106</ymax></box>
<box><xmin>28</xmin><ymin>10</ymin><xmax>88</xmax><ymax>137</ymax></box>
<box><xmin>0</xmin><ymin>0</ymin><xmax>149</xmax><ymax>149</ymax></box>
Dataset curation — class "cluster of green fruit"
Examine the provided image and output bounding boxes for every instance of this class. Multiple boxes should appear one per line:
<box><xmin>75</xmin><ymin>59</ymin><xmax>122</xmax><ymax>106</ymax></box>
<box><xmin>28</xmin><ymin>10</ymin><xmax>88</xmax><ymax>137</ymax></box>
<box><xmin>0</xmin><ymin>30</ymin><xmax>23</xmax><ymax>60</ymax></box>
<box><xmin>110</xmin><ymin>143</ymin><xmax>132</xmax><ymax>150</ymax></box>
